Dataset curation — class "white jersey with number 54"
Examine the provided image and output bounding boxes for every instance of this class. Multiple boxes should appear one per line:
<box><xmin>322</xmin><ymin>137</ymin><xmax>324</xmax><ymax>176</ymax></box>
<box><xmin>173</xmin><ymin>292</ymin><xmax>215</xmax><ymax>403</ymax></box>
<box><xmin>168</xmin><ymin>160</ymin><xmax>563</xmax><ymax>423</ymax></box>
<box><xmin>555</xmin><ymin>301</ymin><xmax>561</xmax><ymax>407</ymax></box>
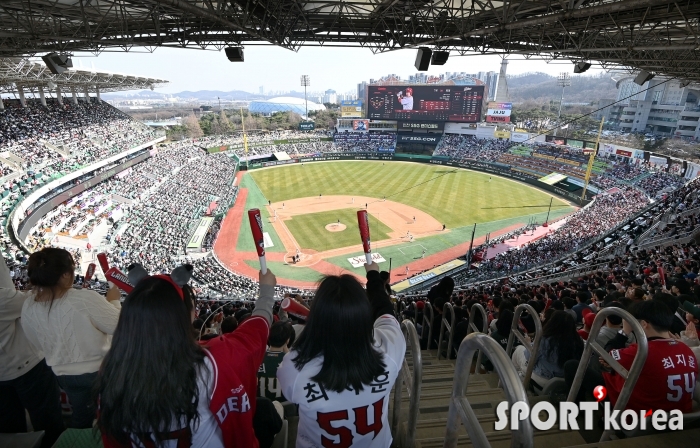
<box><xmin>277</xmin><ymin>315</ymin><xmax>406</xmax><ymax>448</ymax></box>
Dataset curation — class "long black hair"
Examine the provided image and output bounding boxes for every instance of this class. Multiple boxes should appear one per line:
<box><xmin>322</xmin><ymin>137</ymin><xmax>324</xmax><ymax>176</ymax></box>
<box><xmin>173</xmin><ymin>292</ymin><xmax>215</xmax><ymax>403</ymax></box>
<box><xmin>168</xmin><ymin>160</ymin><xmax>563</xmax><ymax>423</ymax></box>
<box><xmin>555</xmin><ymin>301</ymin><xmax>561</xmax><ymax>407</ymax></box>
<box><xmin>292</xmin><ymin>275</ymin><xmax>386</xmax><ymax>393</ymax></box>
<box><xmin>95</xmin><ymin>277</ymin><xmax>205</xmax><ymax>444</ymax></box>
<box><xmin>541</xmin><ymin>310</ymin><xmax>583</xmax><ymax>368</ymax></box>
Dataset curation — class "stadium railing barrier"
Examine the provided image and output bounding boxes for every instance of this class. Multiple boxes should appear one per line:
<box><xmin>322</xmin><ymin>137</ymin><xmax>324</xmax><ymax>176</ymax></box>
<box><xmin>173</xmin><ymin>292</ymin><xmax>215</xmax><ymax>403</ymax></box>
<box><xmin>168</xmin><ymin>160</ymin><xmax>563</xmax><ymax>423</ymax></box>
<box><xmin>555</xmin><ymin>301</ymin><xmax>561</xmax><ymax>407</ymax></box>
<box><xmin>567</xmin><ymin>307</ymin><xmax>647</xmax><ymax>442</ymax></box>
<box><xmin>467</xmin><ymin>303</ymin><xmax>488</xmax><ymax>373</ymax></box>
<box><xmin>505</xmin><ymin>304</ymin><xmax>542</xmax><ymax>392</ymax></box>
<box><xmin>438</xmin><ymin>303</ymin><xmax>456</xmax><ymax>361</ymax></box>
<box><xmin>422</xmin><ymin>302</ymin><xmax>434</xmax><ymax>350</ymax></box>
<box><xmin>444</xmin><ymin>332</ymin><xmax>534</xmax><ymax>448</ymax></box>
<box><xmin>391</xmin><ymin>320</ymin><xmax>423</xmax><ymax>448</ymax></box>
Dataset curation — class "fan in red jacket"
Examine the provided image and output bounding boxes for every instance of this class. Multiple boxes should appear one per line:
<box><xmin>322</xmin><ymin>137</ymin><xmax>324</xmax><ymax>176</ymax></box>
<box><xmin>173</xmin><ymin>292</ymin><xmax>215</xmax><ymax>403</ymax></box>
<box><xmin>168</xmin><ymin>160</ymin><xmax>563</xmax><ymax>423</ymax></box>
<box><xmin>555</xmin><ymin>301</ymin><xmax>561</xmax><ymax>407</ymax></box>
<box><xmin>97</xmin><ymin>264</ymin><xmax>276</xmax><ymax>448</ymax></box>
<box><xmin>602</xmin><ymin>300</ymin><xmax>698</xmax><ymax>414</ymax></box>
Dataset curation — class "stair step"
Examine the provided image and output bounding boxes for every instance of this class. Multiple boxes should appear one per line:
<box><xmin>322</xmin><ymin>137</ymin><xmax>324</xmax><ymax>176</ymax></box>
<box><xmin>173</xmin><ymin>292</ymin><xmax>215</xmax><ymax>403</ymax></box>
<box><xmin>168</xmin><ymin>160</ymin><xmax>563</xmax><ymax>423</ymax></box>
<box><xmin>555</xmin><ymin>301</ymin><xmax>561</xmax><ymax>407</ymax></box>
<box><xmin>563</xmin><ymin>427</ymin><xmax>700</xmax><ymax>447</ymax></box>
<box><xmin>416</xmin><ymin>427</ymin><xmax>586</xmax><ymax>448</ymax></box>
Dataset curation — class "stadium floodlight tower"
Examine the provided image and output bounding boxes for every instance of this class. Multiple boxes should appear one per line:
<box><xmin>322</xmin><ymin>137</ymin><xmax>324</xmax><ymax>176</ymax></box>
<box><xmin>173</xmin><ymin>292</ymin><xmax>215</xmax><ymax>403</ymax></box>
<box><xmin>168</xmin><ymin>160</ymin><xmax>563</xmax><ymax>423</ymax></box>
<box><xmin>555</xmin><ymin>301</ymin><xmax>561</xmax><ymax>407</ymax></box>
<box><xmin>300</xmin><ymin>75</ymin><xmax>310</xmax><ymax>118</ymax></box>
<box><xmin>557</xmin><ymin>72</ymin><xmax>571</xmax><ymax>118</ymax></box>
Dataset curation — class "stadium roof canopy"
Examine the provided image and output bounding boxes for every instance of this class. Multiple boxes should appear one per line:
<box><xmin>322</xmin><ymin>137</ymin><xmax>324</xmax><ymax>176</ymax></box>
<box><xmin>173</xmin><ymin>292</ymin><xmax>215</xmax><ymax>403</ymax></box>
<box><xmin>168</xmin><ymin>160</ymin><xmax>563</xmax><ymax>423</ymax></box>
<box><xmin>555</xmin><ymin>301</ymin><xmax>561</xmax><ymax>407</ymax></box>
<box><xmin>1</xmin><ymin>1</ymin><xmax>699</xmax><ymax>82</ymax></box>
<box><xmin>0</xmin><ymin>58</ymin><xmax>168</xmax><ymax>94</ymax></box>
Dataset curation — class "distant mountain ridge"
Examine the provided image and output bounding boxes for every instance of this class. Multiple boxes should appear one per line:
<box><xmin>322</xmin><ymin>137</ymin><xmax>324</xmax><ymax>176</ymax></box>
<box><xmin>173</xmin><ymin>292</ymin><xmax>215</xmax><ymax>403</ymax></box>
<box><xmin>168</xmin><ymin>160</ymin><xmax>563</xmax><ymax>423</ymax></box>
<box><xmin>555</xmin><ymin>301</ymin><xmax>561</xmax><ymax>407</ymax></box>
<box><xmin>102</xmin><ymin>89</ymin><xmax>310</xmax><ymax>101</ymax></box>
<box><xmin>106</xmin><ymin>72</ymin><xmax>618</xmax><ymax>104</ymax></box>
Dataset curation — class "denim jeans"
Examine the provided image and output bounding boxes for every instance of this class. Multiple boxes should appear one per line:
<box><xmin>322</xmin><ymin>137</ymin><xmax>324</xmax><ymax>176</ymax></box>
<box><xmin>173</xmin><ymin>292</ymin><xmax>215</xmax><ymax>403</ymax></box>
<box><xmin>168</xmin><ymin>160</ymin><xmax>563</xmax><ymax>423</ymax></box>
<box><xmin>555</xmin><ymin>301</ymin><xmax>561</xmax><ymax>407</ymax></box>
<box><xmin>57</xmin><ymin>371</ymin><xmax>99</xmax><ymax>429</ymax></box>
<box><xmin>0</xmin><ymin>359</ymin><xmax>65</xmax><ymax>447</ymax></box>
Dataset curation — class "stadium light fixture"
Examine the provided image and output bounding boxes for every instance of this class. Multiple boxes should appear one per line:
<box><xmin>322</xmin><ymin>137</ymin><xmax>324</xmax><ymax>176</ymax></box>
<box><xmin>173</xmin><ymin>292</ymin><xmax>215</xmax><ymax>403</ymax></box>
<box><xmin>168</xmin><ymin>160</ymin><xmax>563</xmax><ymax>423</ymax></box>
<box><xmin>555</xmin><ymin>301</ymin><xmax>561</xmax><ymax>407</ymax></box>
<box><xmin>301</xmin><ymin>75</ymin><xmax>310</xmax><ymax>118</ymax></box>
<box><xmin>557</xmin><ymin>72</ymin><xmax>571</xmax><ymax>119</ymax></box>
<box><xmin>42</xmin><ymin>53</ymin><xmax>72</xmax><ymax>75</ymax></box>
<box><xmin>633</xmin><ymin>70</ymin><xmax>654</xmax><ymax>85</ymax></box>
<box><xmin>573</xmin><ymin>61</ymin><xmax>591</xmax><ymax>74</ymax></box>
<box><xmin>224</xmin><ymin>47</ymin><xmax>244</xmax><ymax>62</ymax></box>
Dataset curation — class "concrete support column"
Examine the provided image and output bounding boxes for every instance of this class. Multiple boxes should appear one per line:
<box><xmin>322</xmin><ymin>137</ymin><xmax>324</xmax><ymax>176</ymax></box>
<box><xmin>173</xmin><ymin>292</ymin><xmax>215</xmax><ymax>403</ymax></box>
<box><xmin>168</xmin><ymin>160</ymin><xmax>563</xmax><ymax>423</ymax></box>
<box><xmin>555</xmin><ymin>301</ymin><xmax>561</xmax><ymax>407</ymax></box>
<box><xmin>56</xmin><ymin>86</ymin><xmax>63</xmax><ymax>106</ymax></box>
<box><xmin>95</xmin><ymin>86</ymin><xmax>101</xmax><ymax>102</ymax></box>
<box><xmin>71</xmin><ymin>87</ymin><xmax>78</xmax><ymax>105</ymax></box>
<box><xmin>38</xmin><ymin>87</ymin><xmax>47</xmax><ymax>106</ymax></box>
<box><xmin>18</xmin><ymin>86</ymin><xmax>26</xmax><ymax>107</ymax></box>
<box><xmin>84</xmin><ymin>86</ymin><xmax>90</xmax><ymax>103</ymax></box>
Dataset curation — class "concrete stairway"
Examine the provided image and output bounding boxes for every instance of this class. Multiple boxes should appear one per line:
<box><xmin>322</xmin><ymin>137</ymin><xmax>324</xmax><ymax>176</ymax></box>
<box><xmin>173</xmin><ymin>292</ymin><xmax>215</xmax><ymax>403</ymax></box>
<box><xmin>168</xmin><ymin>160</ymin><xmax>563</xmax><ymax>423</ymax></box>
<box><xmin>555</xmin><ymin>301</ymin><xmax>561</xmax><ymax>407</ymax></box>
<box><xmin>395</xmin><ymin>348</ymin><xmax>587</xmax><ymax>448</ymax></box>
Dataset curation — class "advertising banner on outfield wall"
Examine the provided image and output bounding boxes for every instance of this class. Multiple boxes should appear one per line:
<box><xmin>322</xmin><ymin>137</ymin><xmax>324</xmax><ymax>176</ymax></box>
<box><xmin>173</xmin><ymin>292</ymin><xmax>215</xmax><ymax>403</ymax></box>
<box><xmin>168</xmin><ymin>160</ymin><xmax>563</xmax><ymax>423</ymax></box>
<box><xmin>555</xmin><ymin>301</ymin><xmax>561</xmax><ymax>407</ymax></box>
<box><xmin>398</xmin><ymin>121</ymin><xmax>444</xmax><ymax>131</ymax></box>
<box><xmin>444</xmin><ymin>122</ymin><xmax>478</xmax><ymax>135</ymax></box>
<box><xmin>341</xmin><ymin>100</ymin><xmax>363</xmax><ymax>117</ymax></box>
<box><xmin>352</xmin><ymin>120</ymin><xmax>370</xmax><ymax>131</ymax></box>
<box><xmin>510</xmin><ymin>132</ymin><xmax>529</xmax><ymax>142</ymax></box>
<box><xmin>485</xmin><ymin>102</ymin><xmax>512</xmax><ymax>123</ymax></box>
<box><xmin>347</xmin><ymin>253</ymin><xmax>386</xmax><ymax>268</ymax></box>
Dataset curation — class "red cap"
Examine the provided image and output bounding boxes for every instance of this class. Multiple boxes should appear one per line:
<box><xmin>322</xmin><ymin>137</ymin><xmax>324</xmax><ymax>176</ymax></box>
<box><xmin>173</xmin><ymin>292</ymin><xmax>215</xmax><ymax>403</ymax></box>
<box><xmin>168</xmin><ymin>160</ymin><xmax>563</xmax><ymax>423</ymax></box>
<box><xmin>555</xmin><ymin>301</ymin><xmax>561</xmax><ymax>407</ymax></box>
<box><xmin>584</xmin><ymin>312</ymin><xmax>596</xmax><ymax>327</ymax></box>
<box><xmin>581</xmin><ymin>307</ymin><xmax>593</xmax><ymax>318</ymax></box>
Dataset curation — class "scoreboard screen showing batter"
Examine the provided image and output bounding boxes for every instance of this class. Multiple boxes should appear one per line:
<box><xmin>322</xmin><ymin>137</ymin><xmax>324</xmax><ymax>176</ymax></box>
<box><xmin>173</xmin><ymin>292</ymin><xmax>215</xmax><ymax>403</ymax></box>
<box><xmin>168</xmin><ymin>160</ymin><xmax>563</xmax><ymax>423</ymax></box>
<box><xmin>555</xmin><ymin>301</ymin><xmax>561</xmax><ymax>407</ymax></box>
<box><xmin>367</xmin><ymin>85</ymin><xmax>485</xmax><ymax>122</ymax></box>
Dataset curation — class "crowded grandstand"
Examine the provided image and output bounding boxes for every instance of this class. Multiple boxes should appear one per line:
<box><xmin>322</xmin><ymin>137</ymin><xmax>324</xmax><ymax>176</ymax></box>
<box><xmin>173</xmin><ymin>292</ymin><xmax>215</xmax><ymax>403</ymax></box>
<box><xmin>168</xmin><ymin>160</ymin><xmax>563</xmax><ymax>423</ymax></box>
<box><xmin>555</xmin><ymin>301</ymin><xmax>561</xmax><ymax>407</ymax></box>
<box><xmin>2</xmin><ymin>91</ymin><xmax>700</xmax><ymax>447</ymax></box>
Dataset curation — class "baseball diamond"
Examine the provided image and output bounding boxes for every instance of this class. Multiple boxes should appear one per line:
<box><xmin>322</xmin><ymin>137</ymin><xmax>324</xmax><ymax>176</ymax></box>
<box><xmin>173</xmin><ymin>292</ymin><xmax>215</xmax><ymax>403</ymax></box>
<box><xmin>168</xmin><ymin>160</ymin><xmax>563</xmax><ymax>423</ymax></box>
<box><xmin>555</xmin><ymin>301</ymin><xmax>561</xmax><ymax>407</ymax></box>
<box><xmin>213</xmin><ymin>161</ymin><xmax>575</xmax><ymax>288</ymax></box>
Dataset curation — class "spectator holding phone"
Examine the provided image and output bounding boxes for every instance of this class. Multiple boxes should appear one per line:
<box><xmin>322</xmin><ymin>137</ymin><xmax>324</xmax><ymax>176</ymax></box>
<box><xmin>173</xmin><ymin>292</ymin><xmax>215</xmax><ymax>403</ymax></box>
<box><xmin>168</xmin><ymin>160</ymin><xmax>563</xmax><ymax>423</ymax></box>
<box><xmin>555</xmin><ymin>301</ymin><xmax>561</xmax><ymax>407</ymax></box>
<box><xmin>277</xmin><ymin>263</ymin><xmax>406</xmax><ymax>448</ymax></box>
<box><xmin>21</xmin><ymin>248</ymin><xmax>121</xmax><ymax>429</ymax></box>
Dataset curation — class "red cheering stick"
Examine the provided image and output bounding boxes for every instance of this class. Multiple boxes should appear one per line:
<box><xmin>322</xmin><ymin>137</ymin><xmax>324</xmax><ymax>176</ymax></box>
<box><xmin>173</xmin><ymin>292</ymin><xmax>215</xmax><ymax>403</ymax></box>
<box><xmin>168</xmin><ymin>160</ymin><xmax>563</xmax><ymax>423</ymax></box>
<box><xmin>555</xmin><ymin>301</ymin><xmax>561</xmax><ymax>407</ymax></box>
<box><xmin>96</xmin><ymin>253</ymin><xmax>110</xmax><ymax>275</ymax></box>
<box><xmin>248</xmin><ymin>208</ymin><xmax>267</xmax><ymax>274</ymax></box>
<box><xmin>105</xmin><ymin>267</ymin><xmax>134</xmax><ymax>293</ymax></box>
<box><xmin>82</xmin><ymin>263</ymin><xmax>96</xmax><ymax>288</ymax></box>
<box><xmin>281</xmin><ymin>297</ymin><xmax>310</xmax><ymax>320</ymax></box>
<box><xmin>357</xmin><ymin>210</ymin><xmax>372</xmax><ymax>265</ymax></box>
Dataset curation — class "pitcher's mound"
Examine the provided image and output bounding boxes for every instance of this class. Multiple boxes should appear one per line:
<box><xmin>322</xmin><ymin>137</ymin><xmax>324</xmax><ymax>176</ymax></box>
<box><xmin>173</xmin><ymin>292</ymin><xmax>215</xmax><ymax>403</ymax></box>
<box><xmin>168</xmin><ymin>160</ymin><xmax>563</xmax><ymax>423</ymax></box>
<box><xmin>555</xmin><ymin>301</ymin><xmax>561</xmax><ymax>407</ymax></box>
<box><xmin>325</xmin><ymin>223</ymin><xmax>347</xmax><ymax>232</ymax></box>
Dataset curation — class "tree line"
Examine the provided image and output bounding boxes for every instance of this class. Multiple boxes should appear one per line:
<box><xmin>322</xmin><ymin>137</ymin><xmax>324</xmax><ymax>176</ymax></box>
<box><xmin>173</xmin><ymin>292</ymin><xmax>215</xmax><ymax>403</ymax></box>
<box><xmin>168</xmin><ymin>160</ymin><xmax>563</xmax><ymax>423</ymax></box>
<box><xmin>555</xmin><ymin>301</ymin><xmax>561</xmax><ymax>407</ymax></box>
<box><xmin>166</xmin><ymin>108</ymin><xmax>339</xmax><ymax>140</ymax></box>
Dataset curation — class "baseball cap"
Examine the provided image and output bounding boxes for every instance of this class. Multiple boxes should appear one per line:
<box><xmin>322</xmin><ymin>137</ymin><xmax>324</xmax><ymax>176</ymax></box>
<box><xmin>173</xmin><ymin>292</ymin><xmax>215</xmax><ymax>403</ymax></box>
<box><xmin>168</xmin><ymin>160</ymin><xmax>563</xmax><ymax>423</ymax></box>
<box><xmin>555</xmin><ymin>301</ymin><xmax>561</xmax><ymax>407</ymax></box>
<box><xmin>584</xmin><ymin>312</ymin><xmax>596</xmax><ymax>328</ymax></box>
<box><xmin>682</xmin><ymin>301</ymin><xmax>700</xmax><ymax>320</ymax></box>
<box><xmin>581</xmin><ymin>307</ymin><xmax>594</xmax><ymax>318</ymax></box>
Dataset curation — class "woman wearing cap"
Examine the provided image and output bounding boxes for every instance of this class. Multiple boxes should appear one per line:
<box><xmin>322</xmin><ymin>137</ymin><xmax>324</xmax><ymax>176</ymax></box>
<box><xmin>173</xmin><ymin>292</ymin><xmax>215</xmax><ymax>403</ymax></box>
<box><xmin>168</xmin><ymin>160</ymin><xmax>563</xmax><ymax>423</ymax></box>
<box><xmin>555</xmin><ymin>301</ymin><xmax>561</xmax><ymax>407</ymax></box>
<box><xmin>96</xmin><ymin>265</ymin><xmax>277</xmax><ymax>448</ymax></box>
<box><xmin>277</xmin><ymin>263</ymin><xmax>406</xmax><ymax>448</ymax></box>
<box><xmin>21</xmin><ymin>247</ymin><xmax>121</xmax><ymax>429</ymax></box>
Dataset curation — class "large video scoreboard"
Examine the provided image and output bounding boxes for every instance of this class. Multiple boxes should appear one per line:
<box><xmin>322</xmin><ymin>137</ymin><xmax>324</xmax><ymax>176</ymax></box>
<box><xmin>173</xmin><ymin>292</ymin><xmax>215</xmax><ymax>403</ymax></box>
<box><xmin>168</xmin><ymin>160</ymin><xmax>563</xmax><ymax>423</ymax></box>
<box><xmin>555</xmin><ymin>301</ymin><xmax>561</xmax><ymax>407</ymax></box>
<box><xmin>367</xmin><ymin>85</ymin><xmax>485</xmax><ymax>122</ymax></box>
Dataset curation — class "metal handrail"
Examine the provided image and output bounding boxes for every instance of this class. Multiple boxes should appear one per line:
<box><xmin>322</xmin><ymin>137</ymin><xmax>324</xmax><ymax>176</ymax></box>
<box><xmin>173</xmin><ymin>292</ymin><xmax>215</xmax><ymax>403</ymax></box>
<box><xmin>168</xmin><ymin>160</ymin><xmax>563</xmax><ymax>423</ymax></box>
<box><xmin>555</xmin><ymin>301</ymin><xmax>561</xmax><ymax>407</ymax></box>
<box><xmin>566</xmin><ymin>307</ymin><xmax>648</xmax><ymax>442</ymax></box>
<box><xmin>467</xmin><ymin>303</ymin><xmax>488</xmax><ymax>373</ymax></box>
<box><xmin>505</xmin><ymin>304</ymin><xmax>542</xmax><ymax>391</ymax></box>
<box><xmin>438</xmin><ymin>303</ymin><xmax>456</xmax><ymax>360</ymax></box>
<box><xmin>443</xmin><ymin>333</ymin><xmax>534</xmax><ymax>448</ymax></box>
<box><xmin>422</xmin><ymin>302</ymin><xmax>434</xmax><ymax>350</ymax></box>
<box><xmin>392</xmin><ymin>320</ymin><xmax>423</xmax><ymax>448</ymax></box>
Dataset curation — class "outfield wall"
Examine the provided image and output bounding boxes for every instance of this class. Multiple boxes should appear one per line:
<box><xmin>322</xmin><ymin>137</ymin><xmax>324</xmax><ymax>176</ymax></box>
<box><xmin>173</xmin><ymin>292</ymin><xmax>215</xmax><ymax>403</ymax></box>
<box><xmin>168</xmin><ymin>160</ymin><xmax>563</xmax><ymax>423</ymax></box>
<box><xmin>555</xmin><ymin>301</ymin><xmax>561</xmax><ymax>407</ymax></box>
<box><xmin>240</xmin><ymin>152</ymin><xmax>593</xmax><ymax>205</ymax></box>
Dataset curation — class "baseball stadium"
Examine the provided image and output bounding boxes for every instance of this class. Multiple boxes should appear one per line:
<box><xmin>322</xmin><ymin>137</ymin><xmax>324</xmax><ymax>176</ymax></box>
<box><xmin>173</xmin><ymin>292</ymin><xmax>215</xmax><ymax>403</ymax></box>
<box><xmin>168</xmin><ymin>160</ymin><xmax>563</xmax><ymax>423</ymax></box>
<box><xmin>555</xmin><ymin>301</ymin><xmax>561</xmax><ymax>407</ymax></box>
<box><xmin>3</xmin><ymin>2</ymin><xmax>700</xmax><ymax>448</ymax></box>
<box><xmin>215</xmin><ymin>160</ymin><xmax>576</xmax><ymax>290</ymax></box>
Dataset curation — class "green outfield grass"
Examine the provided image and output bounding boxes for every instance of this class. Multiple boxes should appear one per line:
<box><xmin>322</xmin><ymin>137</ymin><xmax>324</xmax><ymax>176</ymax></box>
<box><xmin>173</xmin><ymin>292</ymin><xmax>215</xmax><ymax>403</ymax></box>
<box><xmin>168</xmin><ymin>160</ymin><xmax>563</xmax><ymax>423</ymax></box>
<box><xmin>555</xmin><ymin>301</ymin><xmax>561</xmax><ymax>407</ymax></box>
<box><xmin>248</xmin><ymin>161</ymin><xmax>571</xmax><ymax>229</ymax></box>
<box><xmin>244</xmin><ymin>260</ymin><xmax>324</xmax><ymax>283</ymax></box>
<box><xmin>284</xmin><ymin>208</ymin><xmax>393</xmax><ymax>252</ymax></box>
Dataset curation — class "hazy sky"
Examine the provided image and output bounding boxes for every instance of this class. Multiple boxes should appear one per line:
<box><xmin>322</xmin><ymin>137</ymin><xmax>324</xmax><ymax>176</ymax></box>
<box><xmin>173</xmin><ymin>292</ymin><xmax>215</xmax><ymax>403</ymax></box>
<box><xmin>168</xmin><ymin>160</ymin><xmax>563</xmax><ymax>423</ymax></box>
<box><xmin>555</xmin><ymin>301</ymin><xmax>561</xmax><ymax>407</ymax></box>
<box><xmin>73</xmin><ymin>46</ymin><xmax>605</xmax><ymax>95</ymax></box>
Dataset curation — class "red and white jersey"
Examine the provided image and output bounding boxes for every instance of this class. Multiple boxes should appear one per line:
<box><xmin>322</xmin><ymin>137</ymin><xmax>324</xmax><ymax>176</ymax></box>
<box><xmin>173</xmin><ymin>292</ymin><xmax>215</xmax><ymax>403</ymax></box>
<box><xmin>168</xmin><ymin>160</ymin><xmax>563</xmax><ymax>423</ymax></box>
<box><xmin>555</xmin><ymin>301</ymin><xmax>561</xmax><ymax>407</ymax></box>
<box><xmin>277</xmin><ymin>315</ymin><xmax>406</xmax><ymax>448</ymax></box>
<box><xmin>604</xmin><ymin>338</ymin><xmax>698</xmax><ymax>413</ymax></box>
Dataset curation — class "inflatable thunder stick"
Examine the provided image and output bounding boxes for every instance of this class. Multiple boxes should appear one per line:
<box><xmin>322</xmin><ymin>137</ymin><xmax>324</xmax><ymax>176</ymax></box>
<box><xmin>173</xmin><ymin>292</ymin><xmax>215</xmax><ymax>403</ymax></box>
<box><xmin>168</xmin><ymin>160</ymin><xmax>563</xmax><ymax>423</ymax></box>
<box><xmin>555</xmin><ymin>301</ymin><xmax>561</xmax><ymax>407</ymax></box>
<box><xmin>105</xmin><ymin>267</ymin><xmax>134</xmax><ymax>293</ymax></box>
<box><xmin>357</xmin><ymin>210</ymin><xmax>373</xmax><ymax>265</ymax></box>
<box><xmin>248</xmin><ymin>208</ymin><xmax>268</xmax><ymax>274</ymax></box>
<box><xmin>96</xmin><ymin>253</ymin><xmax>110</xmax><ymax>275</ymax></box>
<box><xmin>82</xmin><ymin>263</ymin><xmax>96</xmax><ymax>288</ymax></box>
<box><xmin>281</xmin><ymin>297</ymin><xmax>310</xmax><ymax>320</ymax></box>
